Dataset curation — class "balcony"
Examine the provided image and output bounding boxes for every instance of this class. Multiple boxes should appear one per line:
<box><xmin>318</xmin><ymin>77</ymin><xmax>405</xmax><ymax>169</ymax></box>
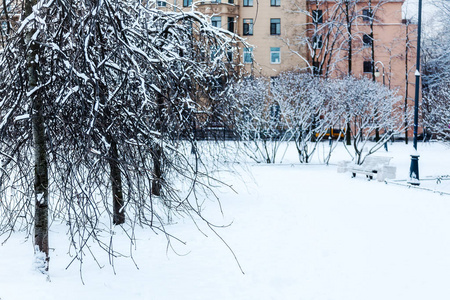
<box><xmin>196</xmin><ymin>1</ymin><xmax>239</xmax><ymax>15</ymax></box>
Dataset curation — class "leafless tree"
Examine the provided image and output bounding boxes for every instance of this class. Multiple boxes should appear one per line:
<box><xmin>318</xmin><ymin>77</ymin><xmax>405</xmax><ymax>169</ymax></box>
<box><xmin>232</xmin><ymin>77</ymin><xmax>292</xmax><ymax>163</ymax></box>
<box><xmin>0</xmin><ymin>0</ymin><xmax>244</xmax><ymax>275</ymax></box>
<box><xmin>272</xmin><ymin>72</ymin><xmax>337</xmax><ymax>163</ymax></box>
<box><xmin>335</xmin><ymin>76</ymin><xmax>406</xmax><ymax>164</ymax></box>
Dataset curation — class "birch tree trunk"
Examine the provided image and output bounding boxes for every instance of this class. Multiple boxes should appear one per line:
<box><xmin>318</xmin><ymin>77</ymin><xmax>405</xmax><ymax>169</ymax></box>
<box><xmin>344</xmin><ymin>1</ymin><xmax>352</xmax><ymax>146</ymax></box>
<box><xmin>107</xmin><ymin>137</ymin><xmax>125</xmax><ymax>225</ymax></box>
<box><xmin>151</xmin><ymin>92</ymin><xmax>164</xmax><ymax>196</ymax></box>
<box><xmin>25</xmin><ymin>0</ymin><xmax>49</xmax><ymax>271</ymax></box>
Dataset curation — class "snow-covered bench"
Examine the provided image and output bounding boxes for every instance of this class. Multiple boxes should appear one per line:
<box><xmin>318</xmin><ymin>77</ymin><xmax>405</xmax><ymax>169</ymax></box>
<box><xmin>339</xmin><ymin>156</ymin><xmax>396</xmax><ymax>182</ymax></box>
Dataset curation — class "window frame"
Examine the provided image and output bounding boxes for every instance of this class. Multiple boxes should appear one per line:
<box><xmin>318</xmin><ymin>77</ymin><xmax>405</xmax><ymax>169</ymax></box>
<box><xmin>363</xmin><ymin>61</ymin><xmax>373</xmax><ymax>73</ymax></box>
<box><xmin>312</xmin><ymin>61</ymin><xmax>322</xmax><ymax>75</ymax></box>
<box><xmin>183</xmin><ymin>0</ymin><xmax>192</xmax><ymax>6</ymax></box>
<box><xmin>228</xmin><ymin>17</ymin><xmax>235</xmax><ymax>33</ymax></box>
<box><xmin>243</xmin><ymin>18</ymin><xmax>254</xmax><ymax>36</ymax></box>
<box><xmin>210</xmin><ymin>46</ymin><xmax>221</xmax><ymax>60</ymax></box>
<box><xmin>243</xmin><ymin>47</ymin><xmax>253</xmax><ymax>64</ymax></box>
<box><xmin>312</xmin><ymin>35</ymin><xmax>323</xmax><ymax>49</ymax></box>
<box><xmin>362</xmin><ymin>33</ymin><xmax>372</xmax><ymax>46</ymax></box>
<box><xmin>362</xmin><ymin>9</ymin><xmax>373</xmax><ymax>22</ymax></box>
<box><xmin>157</xmin><ymin>0</ymin><xmax>167</xmax><ymax>6</ymax></box>
<box><xmin>312</xmin><ymin>10</ymin><xmax>323</xmax><ymax>24</ymax></box>
<box><xmin>211</xmin><ymin>16</ymin><xmax>222</xmax><ymax>28</ymax></box>
<box><xmin>1</xmin><ymin>21</ymin><xmax>7</xmax><ymax>32</ymax></box>
<box><xmin>271</xmin><ymin>0</ymin><xmax>281</xmax><ymax>7</ymax></box>
<box><xmin>243</xmin><ymin>0</ymin><xmax>253</xmax><ymax>6</ymax></box>
<box><xmin>270</xmin><ymin>47</ymin><xmax>281</xmax><ymax>64</ymax></box>
<box><xmin>270</xmin><ymin>18</ymin><xmax>281</xmax><ymax>35</ymax></box>
<box><xmin>226</xmin><ymin>49</ymin><xmax>233</xmax><ymax>62</ymax></box>
<box><xmin>270</xmin><ymin>103</ymin><xmax>280</xmax><ymax>122</ymax></box>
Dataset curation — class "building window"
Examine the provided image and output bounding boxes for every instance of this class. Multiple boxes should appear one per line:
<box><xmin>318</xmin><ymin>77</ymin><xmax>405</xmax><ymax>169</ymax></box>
<box><xmin>270</xmin><ymin>19</ymin><xmax>281</xmax><ymax>35</ymax></box>
<box><xmin>211</xmin><ymin>16</ymin><xmax>222</xmax><ymax>28</ymax></box>
<box><xmin>211</xmin><ymin>46</ymin><xmax>220</xmax><ymax>60</ymax></box>
<box><xmin>270</xmin><ymin>76</ymin><xmax>278</xmax><ymax>88</ymax></box>
<box><xmin>228</xmin><ymin>17</ymin><xmax>235</xmax><ymax>33</ymax></box>
<box><xmin>312</xmin><ymin>35</ymin><xmax>323</xmax><ymax>49</ymax></box>
<box><xmin>1</xmin><ymin>21</ymin><xmax>7</xmax><ymax>32</ymax></box>
<box><xmin>363</xmin><ymin>34</ymin><xmax>372</xmax><ymax>46</ymax></box>
<box><xmin>157</xmin><ymin>0</ymin><xmax>167</xmax><ymax>6</ymax></box>
<box><xmin>363</xmin><ymin>61</ymin><xmax>373</xmax><ymax>73</ymax></box>
<box><xmin>312</xmin><ymin>61</ymin><xmax>322</xmax><ymax>75</ymax></box>
<box><xmin>312</xmin><ymin>10</ymin><xmax>323</xmax><ymax>24</ymax></box>
<box><xmin>183</xmin><ymin>0</ymin><xmax>192</xmax><ymax>6</ymax></box>
<box><xmin>362</xmin><ymin>9</ymin><xmax>373</xmax><ymax>21</ymax></box>
<box><xmin>228</xmin><ymin>0</ymin><xmax>234</xmax><ymax>3</ymax></box>
<box><xmin>270</xmin><ymin>47</ymin><xmax>281</xmax><ymax>64</ymax></box>
<box><xmin>243</xmin><ymin>19</ymin><xmax>254</xmax><ymax>35</ymax></box>
<box><xmin>271</xmin><ymin>0</ymin><xmax>280</xmax><ymax>6</ymax></box>
<box><xmin>243</xmin><ymin>0</ymin><xmax>253</xmax><ymax>6</ymax></box>
<box><xmin>212</xmin><ymin>76</ymin><xmax>224</xmax><ymax>93</ymax></box>
<box><xmin>244</xmin><ymin>47</ymin><xmax>253</xmax><ymax>63</ymax></box>
<box><xmin>227</xmin><ymin>49</ymin><xmax>233</xmax><ymax>62</ymax></box>
<box><xmin>270</xmin><ymin>104</ymin><xmax>280</xmax><ymax>122</ymax></box>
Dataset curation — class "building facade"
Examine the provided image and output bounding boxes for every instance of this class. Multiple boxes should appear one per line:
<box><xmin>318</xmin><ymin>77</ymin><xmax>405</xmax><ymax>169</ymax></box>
<box><xmin>183</xmin><ymin>0</ymin><xmax>418</xmax><ymax>137</ymax></box>
<box><xmin>176</xmin><ymin>0</ymin><xmax>309</xmax><ymax>76</ymax></box>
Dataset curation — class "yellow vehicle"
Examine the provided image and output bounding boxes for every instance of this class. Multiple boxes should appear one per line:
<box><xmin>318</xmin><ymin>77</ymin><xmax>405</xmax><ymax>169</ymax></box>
<box><xmin>315</xmin><ymin>128</ymin><xmax>345</xmax><ymax>139</ymax></box>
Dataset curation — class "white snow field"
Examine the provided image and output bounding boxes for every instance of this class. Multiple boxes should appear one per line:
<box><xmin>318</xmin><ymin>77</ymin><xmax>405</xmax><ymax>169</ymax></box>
<box><xmin>1</xmin><ymin>141</ymin><xmax>450</xmax><ymax>300</ymax></box>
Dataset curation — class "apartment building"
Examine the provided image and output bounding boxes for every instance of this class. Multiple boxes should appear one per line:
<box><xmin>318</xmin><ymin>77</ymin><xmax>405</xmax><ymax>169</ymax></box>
<box><xmin>176</xmin><ymin>0</ymin><xmax>308</xmax><ymax>76</ymax></box>
<box><xmin>187</xmin><ymin>0</ymin><xmax>418</xmax><ymax>137</ymax></box>
<box><xmin>173</xmin><ymin>0</ymin><xmax>415</xmax><ymax>83</ymax></box>
<box><xmin>308</xmin><ymin>0</ymin><xmax>417</xmax><ymax>138</ymax></box>
<box><xmin>307</xmin><ymin>0</ymin><xmax>417</xmax><ymax>98</ymax></box>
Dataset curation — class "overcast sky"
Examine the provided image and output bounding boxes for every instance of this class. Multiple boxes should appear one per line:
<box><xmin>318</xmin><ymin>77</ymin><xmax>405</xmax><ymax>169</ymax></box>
<box><xmin>403</xmin><ymin>0</ymin><xmax>436</xmax><ymax>19</ymax></box>
<box><xmin>403</xmin><ymin>0</ymin><xmax>443</xmax><ymax>33</ymax></box>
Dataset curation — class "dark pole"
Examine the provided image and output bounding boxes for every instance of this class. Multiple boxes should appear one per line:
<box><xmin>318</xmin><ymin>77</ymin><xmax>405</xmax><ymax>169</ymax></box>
<box><xmin>374</xmin><ymin>61</ymin><xmax>385</xmax><ymax>142</ymax></box>
<box><xmin>409</xmin><ymin>0</ymin><xmax>422</xmax><ymax>185</ymax></box>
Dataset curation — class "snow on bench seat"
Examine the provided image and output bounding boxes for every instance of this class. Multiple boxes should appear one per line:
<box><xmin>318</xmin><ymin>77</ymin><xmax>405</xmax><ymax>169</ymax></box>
<box><xmin>344</xmin><ymin>156</ymin><xmax>396</xmax><ymax>181</ymax></box>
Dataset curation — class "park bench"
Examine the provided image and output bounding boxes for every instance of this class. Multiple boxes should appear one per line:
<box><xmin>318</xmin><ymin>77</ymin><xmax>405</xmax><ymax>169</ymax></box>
<box><xmin>338</xmin><ymin>156</ymin><xmax>396</xmax><ymax>182</ymax></box>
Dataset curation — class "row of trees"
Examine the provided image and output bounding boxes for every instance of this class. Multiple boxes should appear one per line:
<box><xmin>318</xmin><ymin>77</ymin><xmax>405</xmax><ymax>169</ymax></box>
<box><xmin>232</xmin><ymin>73</ymin><xmax>406</xmax><ymax>165</ymax></box>
<box><xmin>0</xmin><ymin>0</ymin><xmax>244</xmax><ymax>274</ymax></box>
<box><xmin>283</xmin><ymin>0</ymin><xmax>417</xmax><ymax>143</ymax></box>
<box><xmin>422</xmin><ymin>1</ymin><xmax>450</xmax><ymax>142</ymax></box>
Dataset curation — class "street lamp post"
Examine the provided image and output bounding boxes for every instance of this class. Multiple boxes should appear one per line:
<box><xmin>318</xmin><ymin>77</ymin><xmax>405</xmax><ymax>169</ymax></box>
<box><xmin>374</xmin><ymin>61</ymin><xmax>385</xmax><ymax>85</ymax></box>
<box><xmin>409</xmin><ymin>0</ymin><xmax>422</xmax><ymax>186</ymax></box>
<box><xmin>374</xmin><ymin>61</ymin><xmax>386</xmax><ymax>148</ymax></box>
<box><xmin>374</xmin><ymin>61</ymin><xmax>385</xmax><ymax>142</ymax></box>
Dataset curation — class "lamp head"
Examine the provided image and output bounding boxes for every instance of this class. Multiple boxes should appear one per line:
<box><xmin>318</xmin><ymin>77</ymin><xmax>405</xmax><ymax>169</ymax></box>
<box><xmin>374</xmin><ymin>68</ymin><xmax>380</xmax><ymax>78</ymax></box>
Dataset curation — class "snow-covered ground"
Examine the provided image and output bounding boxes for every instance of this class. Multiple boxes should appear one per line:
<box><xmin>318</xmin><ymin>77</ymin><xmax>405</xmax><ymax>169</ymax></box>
<box><xmin>1</xmin><ymin>141</ymin><xmax>450</xmax><ymax>300</ymax></box>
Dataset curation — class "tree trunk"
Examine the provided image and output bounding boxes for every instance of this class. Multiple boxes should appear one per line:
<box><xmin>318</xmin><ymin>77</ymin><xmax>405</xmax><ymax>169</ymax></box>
<box><xmin>346</xmin><ymin>122</ymin><xmax>351</xmax><ymax>145</ymax></box>
<box><xmin>25</xmin><ymin>0</ymin><xmax>49</xmax><ymax>272</ymax></box>
<box><xmin>108</xmin><ymin>139</ymin><xmax>125</xmax><ymax>225</ymax></box>
<box><xmin>152</xmin><ymin>92</ymin><xmax>164</xmax><ymax>196</ymax></box>
<box><xmin>345</xmin><ymin>2</ymin><xmax>352</xmax><ymax>75</ymax></box>
<box><xmin>151</xmin><ymin>145</ymin><xmax>162</xmax><ymax>196</ymax></box>
<box><xmin>404</xmin><ymin>22</ymin><xmax>410</xmax><ymax>144</ymax></box>
<box><xmin>32</xmin><ymin>87</ymin><xmax>50</xmax><ymax>272</ymax></box>
<box><xmin>344</xmin><ymin>3</ymin><xmax>352</xmax><ymax>146</ymax></box>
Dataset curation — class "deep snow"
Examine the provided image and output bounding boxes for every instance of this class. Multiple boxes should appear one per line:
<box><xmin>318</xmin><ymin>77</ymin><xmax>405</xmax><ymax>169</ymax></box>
<box><xmin>1</xmin><ymin>141</ymin><xmax>450</xmax><ymax>300</ymax></box>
